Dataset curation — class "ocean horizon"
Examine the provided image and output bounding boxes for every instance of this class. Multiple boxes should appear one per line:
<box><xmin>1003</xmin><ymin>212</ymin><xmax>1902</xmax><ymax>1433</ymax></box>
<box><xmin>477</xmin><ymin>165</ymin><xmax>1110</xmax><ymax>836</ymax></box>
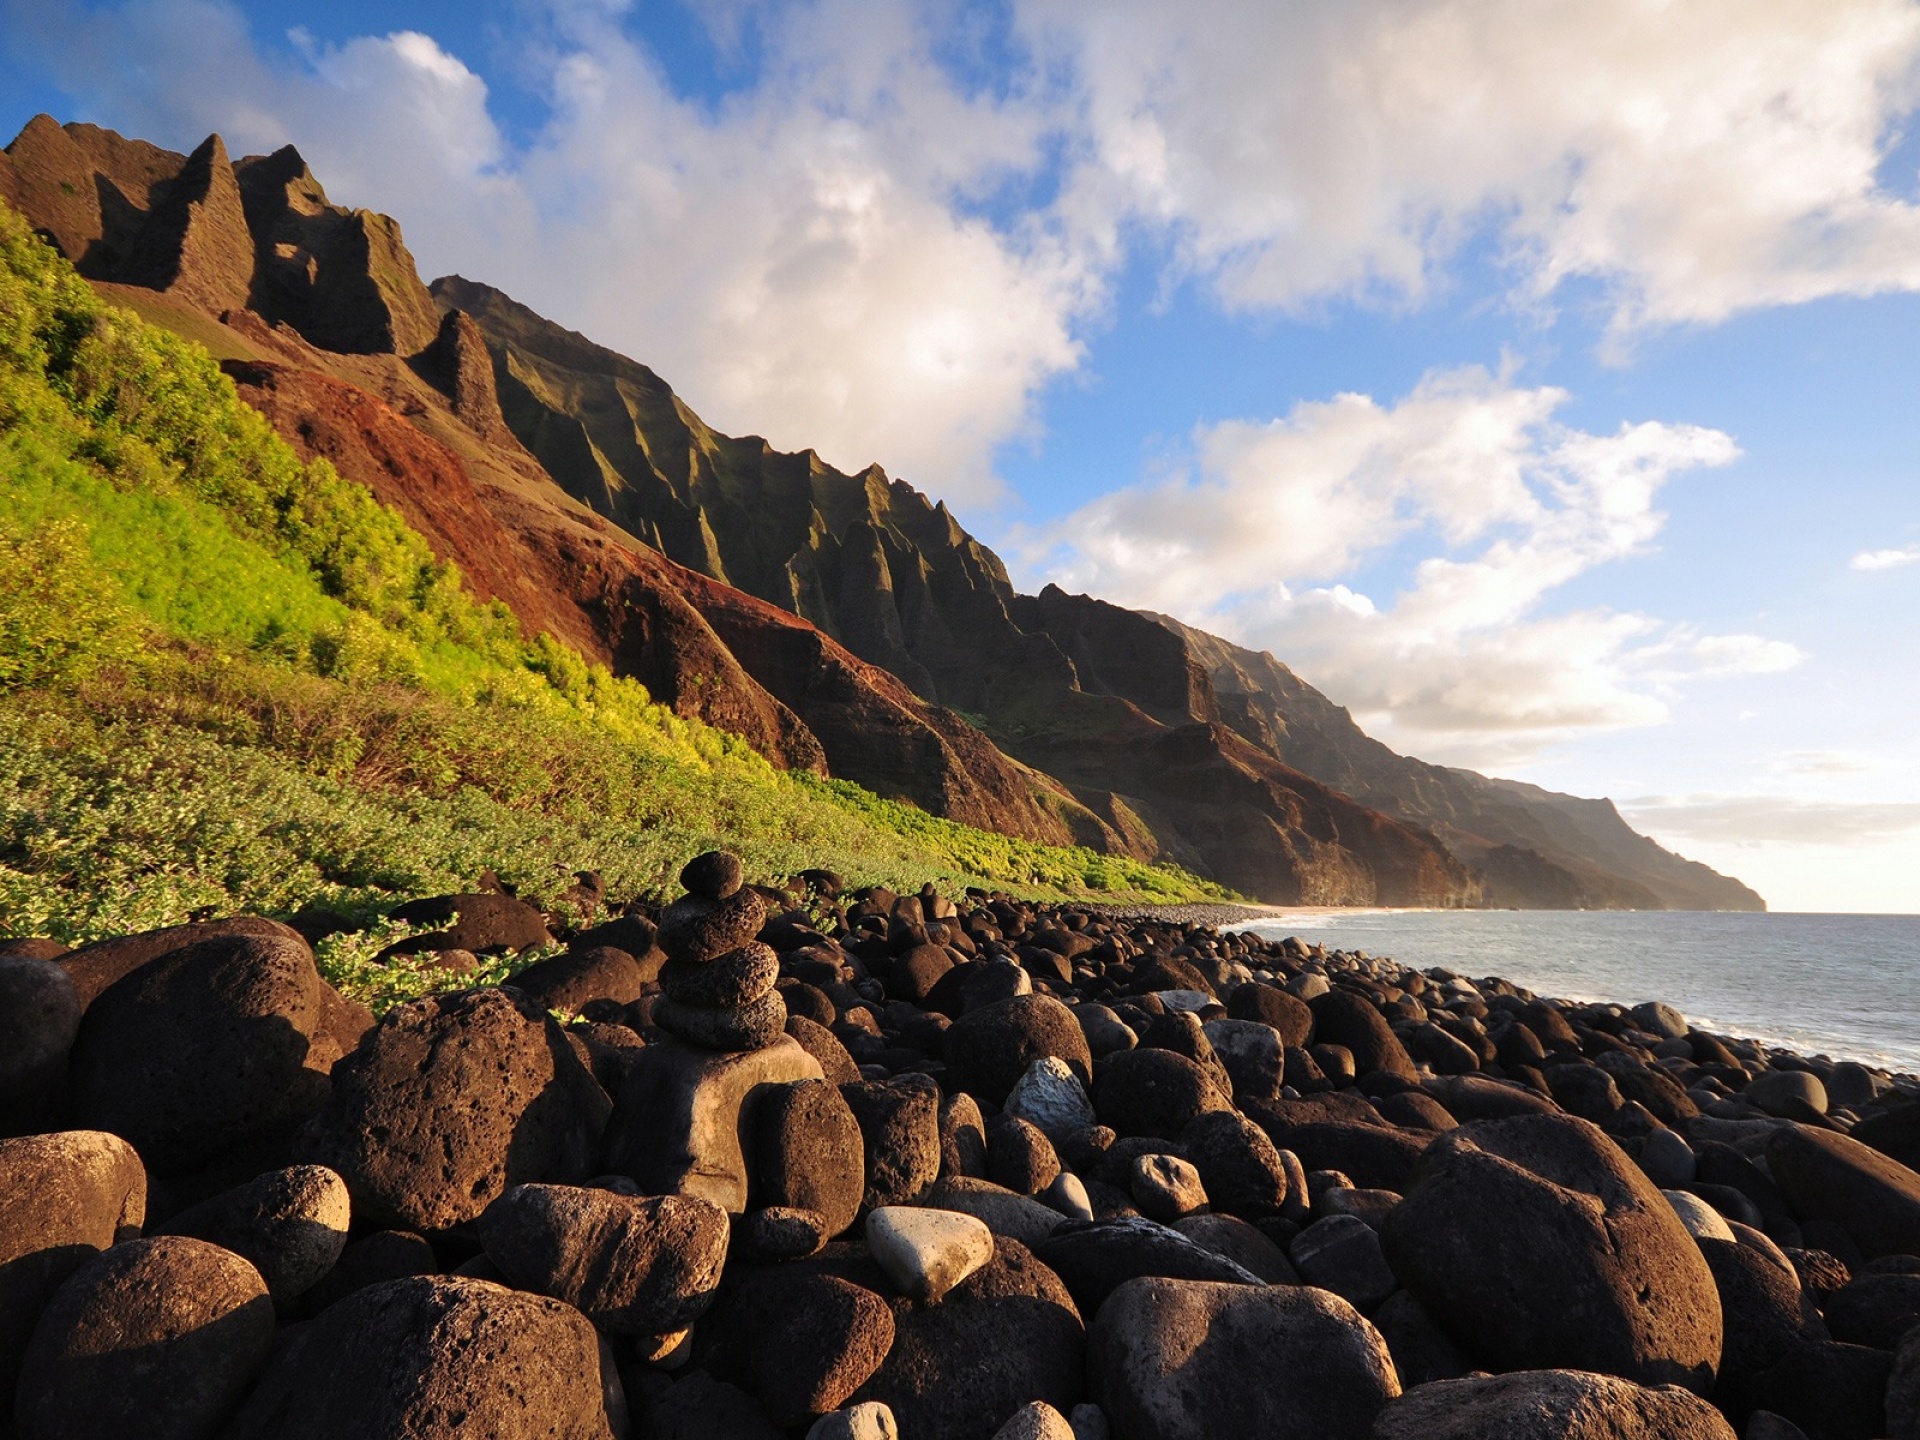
<box><xmin>1232</xmin><ymin>908</ymin><xmax>1920</xmax><ymax>1076</ymax></box>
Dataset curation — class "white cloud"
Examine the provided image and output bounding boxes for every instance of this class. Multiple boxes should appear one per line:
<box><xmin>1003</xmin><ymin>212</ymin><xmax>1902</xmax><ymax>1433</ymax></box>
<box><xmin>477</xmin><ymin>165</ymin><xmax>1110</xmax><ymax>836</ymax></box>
<box><xmin>1623</xmin><ymin>794</ymin><xmax>1920</xmax><ymax>845</ymax></box>
<box><xmin>1852</xmin><ymin>544</ymin><xmax>1920</xmax><ymax>570</ymax></box>
<box><xmin>1015</xmin><ymin>365</ymin><xmax>1795</xmax><ymax>762</ymax></box>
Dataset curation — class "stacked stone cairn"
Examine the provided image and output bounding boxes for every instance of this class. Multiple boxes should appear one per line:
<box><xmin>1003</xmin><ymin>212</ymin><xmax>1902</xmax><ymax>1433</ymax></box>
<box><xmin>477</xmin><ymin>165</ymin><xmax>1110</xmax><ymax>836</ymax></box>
<box><xmin>652</xmin><ymin>851</ymin><xmax>784</xmax><ymax>1051</ymax></box>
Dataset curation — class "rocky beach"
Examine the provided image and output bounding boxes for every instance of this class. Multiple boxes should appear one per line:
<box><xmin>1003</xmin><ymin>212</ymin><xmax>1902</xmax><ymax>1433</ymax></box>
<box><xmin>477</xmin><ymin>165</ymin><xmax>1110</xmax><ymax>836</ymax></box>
<box><xmin>3</xmin><ymin>853</ymin><xmax>1918</xmax><ymax>1440</ymax></box>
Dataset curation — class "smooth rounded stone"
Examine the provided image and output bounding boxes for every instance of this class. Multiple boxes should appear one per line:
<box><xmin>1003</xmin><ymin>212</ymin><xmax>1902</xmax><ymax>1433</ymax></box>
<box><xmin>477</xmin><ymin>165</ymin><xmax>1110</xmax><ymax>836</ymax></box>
<box><xmin>682</xmin><ymin>849</ymin><xmax>745</xmax><ymax>900</ymax></box>
<box><xmin>1046</xmin><ymin>1173</ymin><xmax>1095</xmax><ymax>1223</ymax></box>
<box><xmin>1547</xmin><ymin>1062</ymin><xmax>1626</xmax><ymax>1122</ymax></box>
<box><xmin>1005</xmin><ymin>1056</ymin><xmax>1099</xmax><ymax>1143</ymax></box>
<box><xmin>924</xmin><ymin>1177</ymin><xmax>1066</xmax><ymax>1251</ymax></box>
<box><xmin>1663</xmin><ymin>1188</ymin><xmax>1738</xmax><ymax>1243</ymax></box>
<box><xmin>1069</xmin><ymin>1403</ymin><xmax>1111</xmax><ymax>1440</ymax></box>
<box><xmin>1370</xmin><ymin>1290</ymin><xmax>1474</xmax><ymax>1386</ymax></box>
<box><xmin>867</xmin><ymin>1205</ymin><xmax>995</xmax><ymax>1303</ymax></box>
<box><xmin>1742</xmin><ymin>1340</ymin><xmax>1892</xmax><ymax>1440</ymax></box>
<box><xmin>808</xmin><ymin>1401</ymin><xmax>899</xmax><ymax>1440</ymax></box>
<box><xmin>1596</xmin><ymin>1056</ymin><xmax>1701</xmax><ymax>1129</ymax></box>
<box><xmin>156</xmin><ymin>1164</ymin><xmax>350</xmax><ymax>1304</ymax></box>
<box><xmin>1130</xmin><ymin>1153</ymin><xmax>1207</xmax><ymax>1223</ymax></box>
<box><xmin>956</xmin><ymin>959</ymin><xmax>1033</xmax><ymax>1013</ymax></box>
<box><xmin>301</xmin><ymin>1228</ymin><xmax>438</xmax><ymax>1312</ymax></box>
<box><xmin>842</xmin><ymin>1073</ymin><xmax>942</xmax><ymax>1212</ymax></box>
<box><xmin>1322</xmin><ymin>1187</ymin><xmax>1402</xmax><ymax>1228</ymax></box>
<box><xmin>850</xmin><ymin>1236</ymin><xmax>1086</xmax><ymax>1440</ymax></box>
<box><xmin>1091</xmin><ymin>1277</ymin><xmax>1399</xmax><ymax>1440</ymax></box>
<box><xmin>1639</xmin><ymin>1127</ymin><xmax>1697</xmax><ymax>1188</ymax></box>
<box><xmin>1746</xmin><ymin>1413</ymin><xmax>1812</xmax><ymax>1440</ymax></box>
<box><xmin>1853</xmin><ymin>1101</ymin><xmax>1920</xmax><ymax>1172</ymax></box>
<box><xmin>740</xmin><ymin>1205</ymin><xmax>833</xmax><ymax>1259</ymax></box>
<box><xmin>755</xmin><ymin>1077</ymin><xmax>867</xmax><ymax>1237</ymax></box>
<box><xmin>1173</xmin><ymin>1212</ymin><xmax>1299</xmax><ymax>1283</ymax></box>
<box><xmin>1823</xmin><ymin>1271</ymin><xmax>1920</xmax><ymax>1350</ymax></box>
<box><xmin>227</xmin><ymin>1275</ymin><xmax>617</xmax><ymax>1439</ymax></box>
<box><xmin>1181</xmin><ymin>1109</ymin><xmax>1288</xmax><ymax>1219</ymax></box>
<box><xmin>382</xmin><ymin>891</ymin><xmax>555</xmax><ymax>960</ymax></box>
<box><xmin>889</xmin><ymin>944</ymin><xmax>957</xmax><ymax>1004</ymax></box>
<box><xmin>1369</xmin><ymin>1368</ymin><xmax>1736</xmax><ymax>1440</ymax></box>
<box><xmin>1093</xmin><ymin>1047</ymin><xmax>1232</xmax><ymax>1140</ymax></box>
<box><xmin>1152</xmin><ymin>989</ymin><xmax>1212</xmax><ymax>1014</ymax></box>
<box><xmin>1034</xmin><ymin>1215</ymin><xmax>1265</xmax><ymax>1316</ymax></box>
<box><xmin>1630</xmin><ymin>1001</ymin><xmax>1692</xmax><ymax>1041</ymax></box>
<box><xmin>1695</xmin><ymin>1231</ymin><xmax>1827</xmax><ymax>1399</ymax></box>
<box><xmin>1747</xmin><ymin>1070</ymin><xmax>1830</xmax><ymax>1120</ymax></box>
<box><xmin>1380</xmin><ymin>1113</ymin><xmax>1723</xmax><ymax>1393</ymax></box>
<box><xmin>790</xmin><ymin>1013</ymin><xmax>863</xmax><ymax>1086</ymax></box>
<box><xmin>1408</xmin><ymin>1021</ymin><xmax>1480</xmax><ymax>1075</ymax></box>
<box><xmin>661</xmin><ymin>942</ymin><xmax>780</xmax><ymax>1007</ymax></box>
<box><xmin>655</xmin><ymin>989</ymin><xmax>789</xmax><ymax>1051</ymax></box>
<box><xmin>479</xmin><ymin>1183</ymin><xmax>728</xmax><ymax>1333</ymax></box>
<box><xmin>748</xmin><ymin>1273</ymin><xmax>895</xmax><ymax>1423</ymax></box>
<box><xmin>304</xmin><ymin>986</ymin><xmax>612</xmax><ymax>1233</ymax></box>
<box><xmin>946</xmin><ymin>996</ymin><xmax>1094</xmax><ymax>1106</ymax></box>
<box><xmin>1309</xmin><ymin>990</ymin><xmax>1418</xmax><ymax>1083</ymax></box>
<box><xmin>69</xmin><ymin>932</ymin><xmax>323</xmax><ymax>1172</ymax></box>
<box><xmin>939</xmin><ymin>1091</ymin><xmax>989</xmax><ymax>1179</ymax></box>
<box><xmin>643</xmin><ymin>1369</ymin><xmax>776</xmax><ymax>1438</ymax></box>
<box><xmin>1240</xmin><ymin>1110</ymin><xmax>1431</xmax><ymax>1193</ymax></box>
<box><xmin>1766</xmin><ymin>1123</ymin><xmax>1920</xmax><ymax>1258</ymax></box>
<box><xmin>0</xmin><ymin>957</ymin><xmax>81</xmax><ymax>1132</ymax></box>
<box><xmin>1228</xmin><ymin>981</ymin><xmax>1314</xmax><ymax>1047</ymax></box>
<box><xmin>1290</xmin><ymin>1214</ymin><xmax>1398</xmax><ymax>1311</ymax></box>
<box><xmin>1422</xmin><ymin>1072</ymin><xmax>1559</xmax><ymax>1122</ymax></box>
<box><xmin>1890</xmin><ymin>1328</ymin><xmax>1920</xmax><ymax>1440</ymax></box>
<box><xmin>57</xmin><ymin>916</ymin><xmax>304</xmax><ymax>1010</ymax></box>
<box><xmin>657</xmin><ymin>889</ymin><xmax>768</xmax><ymax>965</ymax></box>
<box><xmin>0</xmin><ymin>1130</ymin><xmax>146</xmax><ymax>1396</ymax></box>
<box><xmin>1203</xmin><ymin>1018</ymin><xmax>1286</xmax><ymax>1101</ymax></box>
<box><xmin>507</xmin><ymin>945</ymin><xmax>650</xmax><ymax>1013</ymax></box>
<box><xmin>988</xmin><ymin>1115</ymin><xmax>1062</xmax><ymax>1195</ymax></box>
<box><xmin>606</xmin><ymin>1034</ymin><xmax>822</xmax><ymax>1213</ymax></box>
<box><xmin>1073</xmin><ymin>1004</ymin><xmax>1137</xmax><ymax>1059</ymax></box>
<box><xmin>16</xmin><ymin>1235</ymin><xmax>275</xmax><ymax>1440</ymax></box>
<box><xmin>992</xmin><ymin>1400</ymin><xmax>1076</xmax><ymax>1440</ymax></box>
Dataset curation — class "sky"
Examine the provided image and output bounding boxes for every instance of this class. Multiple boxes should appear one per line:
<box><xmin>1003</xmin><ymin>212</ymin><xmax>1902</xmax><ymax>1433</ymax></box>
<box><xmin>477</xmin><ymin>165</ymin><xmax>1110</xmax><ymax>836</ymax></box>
<box><xmin>4</xmin><ymin>0</ymin><xmax>1920</xmax><ymax>911</ymax></box>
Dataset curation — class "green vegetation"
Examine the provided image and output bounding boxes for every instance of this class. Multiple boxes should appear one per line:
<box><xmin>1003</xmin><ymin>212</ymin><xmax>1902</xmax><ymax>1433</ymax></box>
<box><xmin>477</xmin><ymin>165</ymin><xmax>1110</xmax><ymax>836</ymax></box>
<box><xmin>0</xmin><ymin>200</ymin><xmax>1228</xmax><ymax>961</ymax></box>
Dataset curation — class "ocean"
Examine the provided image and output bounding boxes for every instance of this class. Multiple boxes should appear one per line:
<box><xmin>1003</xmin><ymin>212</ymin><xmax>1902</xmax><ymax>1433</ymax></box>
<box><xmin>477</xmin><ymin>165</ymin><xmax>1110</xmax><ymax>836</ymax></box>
<box><xmin>1231</xmin><ymin>910</ymin><xmax>1920</xmax><ymax>1076</ymax></box>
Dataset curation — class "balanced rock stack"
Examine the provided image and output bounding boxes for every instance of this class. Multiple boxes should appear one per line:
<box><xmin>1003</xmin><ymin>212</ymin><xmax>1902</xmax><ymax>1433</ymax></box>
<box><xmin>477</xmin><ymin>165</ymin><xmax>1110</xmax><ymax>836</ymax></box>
<box><xmin>652</xmin><ymin>851</ymin><xmax>785</xmax><ymax>1052</ymax></box>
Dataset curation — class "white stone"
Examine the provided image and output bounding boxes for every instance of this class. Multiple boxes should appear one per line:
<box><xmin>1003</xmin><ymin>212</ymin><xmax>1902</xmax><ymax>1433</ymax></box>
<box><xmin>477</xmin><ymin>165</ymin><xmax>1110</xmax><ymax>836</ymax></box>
<box><xmin>1044</xmin><ymin>1172</ymin><xmax>1094</xmax><ymax>1222</ymax></box>
<box><xmin>1662</xmin><ymin>1189</ymin><xmax>1736</xmax><ymax>1243</ymax></box>
<box><xmin>866</xmin><ymin>1206</ymin><xmax>994</xmax><ymax>1303</ymax></box>
<box><xmin>992</xmin><ymin>1400</ymin><xmax>1075</xmax><ymax>1440</ymax></box>
<box><xmin>1153</xmin><ymin>989</ymin><xmax>1213</xmax><ymax>1013</ymax></box>
<box><xmin>1003</xmin><ymin>1056</ymin><xmax>1097</xmax><ymax>1143</ymax></box>
<box><xmin>807</xmin><ymin>1401</ymin><xmax>898</xmax><ymax>1440</ymax></box>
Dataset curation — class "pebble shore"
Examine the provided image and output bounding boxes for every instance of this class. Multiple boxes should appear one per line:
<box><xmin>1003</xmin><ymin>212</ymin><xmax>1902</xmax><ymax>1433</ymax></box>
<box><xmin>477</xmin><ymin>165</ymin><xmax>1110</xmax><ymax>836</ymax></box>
<box><xmin>2</xmin><ymin>855</ymin><xmax>1918</xmax><ymax>1440</ymax></box>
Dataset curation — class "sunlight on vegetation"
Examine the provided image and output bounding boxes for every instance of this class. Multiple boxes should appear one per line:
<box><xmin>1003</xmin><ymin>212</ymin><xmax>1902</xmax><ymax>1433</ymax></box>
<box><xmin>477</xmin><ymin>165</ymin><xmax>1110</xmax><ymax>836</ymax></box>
<box><xmin>0</xmin><ymin>200</ymin><xmax>1229</xmax><ymax>944</ymax></box>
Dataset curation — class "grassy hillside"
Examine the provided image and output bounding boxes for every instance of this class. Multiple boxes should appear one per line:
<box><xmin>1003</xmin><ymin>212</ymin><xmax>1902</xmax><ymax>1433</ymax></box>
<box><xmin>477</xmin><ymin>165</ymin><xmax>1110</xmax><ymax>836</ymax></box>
<box><xmin>0</xmin><ymin>200</ymin><xmax>1229</xmax><ymax>949</ymax></box>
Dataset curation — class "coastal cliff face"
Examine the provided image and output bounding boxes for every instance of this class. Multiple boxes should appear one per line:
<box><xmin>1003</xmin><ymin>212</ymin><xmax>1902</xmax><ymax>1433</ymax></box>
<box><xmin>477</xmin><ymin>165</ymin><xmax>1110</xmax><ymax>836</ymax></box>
<box><xmin>1</xmin><ymin>114</ymin><xmax>1760</xmax><ymax>908</ymax></box>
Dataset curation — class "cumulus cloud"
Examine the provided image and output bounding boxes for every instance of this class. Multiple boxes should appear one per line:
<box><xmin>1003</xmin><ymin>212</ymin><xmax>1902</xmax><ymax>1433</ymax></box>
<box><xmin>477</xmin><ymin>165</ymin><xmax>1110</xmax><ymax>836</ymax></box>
<box><xmin>1852</xmin><ymin>544</ymin><xmax>1920</xmax><ymax>570</ymax></box>
<box><xmin>1622</xmin><ymin>795</ymin><xmax>1920</xmax><ymax>845</ymax></box>
<box><xmin>1016</xmin><ymin>366</ymin><xmax>1797</xmax><ymax>761</ymax></box>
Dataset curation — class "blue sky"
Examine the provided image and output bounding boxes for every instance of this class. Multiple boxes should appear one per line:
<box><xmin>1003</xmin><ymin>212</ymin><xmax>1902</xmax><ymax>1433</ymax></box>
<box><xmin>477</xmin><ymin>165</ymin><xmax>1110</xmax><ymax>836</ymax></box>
<box><xmin>6</xmin><ymin>0</ymin><xmax>1920</xmax><ymax>910</ymax></box>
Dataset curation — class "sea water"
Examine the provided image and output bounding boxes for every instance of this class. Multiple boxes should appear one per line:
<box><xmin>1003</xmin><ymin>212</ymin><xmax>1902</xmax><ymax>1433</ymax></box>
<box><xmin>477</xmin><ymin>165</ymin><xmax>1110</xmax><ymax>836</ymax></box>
<box><xmin>1233</xmin><ymin>910</ymin><xmax>1920</xmax><ymax>1076</ymax></box>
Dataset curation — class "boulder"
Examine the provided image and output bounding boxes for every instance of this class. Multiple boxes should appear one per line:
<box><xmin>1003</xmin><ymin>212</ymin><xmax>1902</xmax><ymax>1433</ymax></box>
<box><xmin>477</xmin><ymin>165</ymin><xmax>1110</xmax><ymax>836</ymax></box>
<box><xmin>755</xmin><ymin>1078</ymin><xmax>867</xmax><ymax>1237</ymax></box>
<box><xmin>1309</xmin><ymin>990</ymin><xmax>1417</xmax><ymax>1082</ymax></box>
<box><xmin>478</xmin><ymin>1183</ymin><xmax>728</xmax><ymax>1333</ymax></box>
<box><xmin>1130</xmin><ymin>1154</ymin><xmax>1207</xmax><ymax>1223</ymax></box>
<box><xmin>57</xmin><ymin>916</ymin><xmax>304</xmax><ymax>1009</ymax></box>
<box><xmin>991</xmin><ymin>1401</ymin><xmax>1075</xmax><ymax>1440</ymax></box>
<box><xmin>1289</xmin><ymin>1214</ymin><xmax>1397</xmax><ymax>1311</ymax></box>
<box><xmin>655</xmin><ymin>989</ymin><xmax>789</xmax><ymax>1051</ymax></box>
<box><xmin>1890</xmin><ymin>1327</ymin><xmax>1919</xmax><ymax>1440</ymax></box>
<box><xmin>0</xmin><ymin>1130</ymin><xmax>147</xmax><ymax>1396</ymax></box>
<box><xmin>867</xmin><ymin>1206</ymin><xmax>996</xmax><ymax>1303</ymax></box>
<box><xmin>155</xmin><ymin>1164</ymin><xmax>350</xmax><ymax>1304</ymax></box>
<box><xmin>1369</xmin><ymin>1290</ymin><xmax>1473</xmax><ymax>1387</ymax></box>
<box><xmin>69</xmin><ymin>932</ymin><xmax>324</xmax><ymax>1171</ymax></box>
<box><xmin>1003</xmin><ymin>1057</ymin><xmax>1099</xmax><ymax>1144</ymax></box>
<box><xmin>946</xmin><ymin>996</ymin><xmax>1094</xmax><ymax>1106</ymax></box>
<box><xmin>842</xmin><ymin>1073</ymin><xmax>942</xmax><ymax>1212</ymax></box>
<box><xmin>1090</xmin><ymin>1277</ymin><xmax>1399</xmax><ymax>1440</ymax></box>
<box><xmin>1240</xmin><ymin>1110</ymin><xmax>1429</xmax><ymax>1192</ymax></box>
<box><xmin>1092</xmin><ymin>1048</ymin><xmax>1232</xmax><ymax>1140</ymax></box>
<box><xmin>1380</xmin><ymin>1113</ymin><xmax>1723</xmax><ymax>1393</ymax></box>
<box><xmin>604</xmin><ymin>1033</ymin><xmax>821</xmax><ymax>1212</ymax></box>
<box><xmin>989</xmin><ymin>1115</ymin><xmax>1062</xmax><ymax>1195</ymax></box>
<box><xmin>851</xmin><ymin>1237</ymin><xmax>1086</xmax><ymax>1440</ymax></box>
<box><xmin>225</xmin><ymin>1275</ymin><xmax>618</xmax><ymax>1438</ymax></box>
<box><xmin>383</xmin><ymin>890</ymin><xmax>555</xmax><ymax>958</ymax></box>
<box><xmin>940</xmin><ymin>1092</ymin><xmax>990</xmax><ymax>1179</ymax></box>
<box><xmin>303</xmin><ymin>986</ymin><xmax>611</xmax><ymax>1232</ymax></box>
<box><xmin>748</xmin><ymin>1273</ymin><xmax>895</xmax><ymax>1423</ymax></box>
<box><xmin>15</xmin><ymin>1235</ymin><xmax>275</xmax><ymax>1440</ymax></box>
<box><xmin>682</xmin><ymin>850</ymin><xmax>745</xmax><ymax>899</ymax></box>
<box><xmin>1034</xmin><ymin>1215</ymin><xmax>1263</xmax><ymax>1316</ymax></box>
<box><xmin>1369</xmin><ymin>1368</ymin><xmax>1736</xmax><ymax>1439</ymax></box>
<box><xmin>1203</xmin><ymin>1018</ymin><xmax>1286</xmax><ymax>1101</ymax></box>
<box><xmin>1172</xmin><ymin>1212</ymin><xmax>1297</xmax><ymax>1282</ymax></box>
<box><xmin>657</xmin><ymin>890</ymin><xmax>768</xmax><ymax>964</ymax></box>
<box><xmin>1766</xmin><ymin>1124</ymin><xmax>1920</xmax><ymax>1259</ymax></box>
<box><xmin>1823</xmin><ymin>1271</ymin><xmax>1920</xmax><ymax>1350</ymax></box>
<box><xmin>301</xmin><ymin>1228</ymin><xmax>438</xmax><ymax>1312</ymax></box>
<box><xmin>0</xmin><ymin>957</ymin><xmax>81</xmax><ymax>1134</ymax></box>
<box><xmin>1742</xmin><ymin>1341</ymin><xmax>1891</xmax><ymax>1440</ymax></box>
<box><xmin>1697</xmin><ymin>1230</ymin><xmax>1828</xmax><ymax>1404</ymax></box>
<box><xmin>809</xmin><ymin>1401</ymin><xmax>899</xmax><ymax>1440</ymax></box>
<box><xmin>924</xmin><ymin>1178</ymin><xmax>1068</xmax><ymax>1251</ymax></box>
<box><xmin>506</xmin><ymin>945</ymin><xmax>650</xmax><ymax>1013</ymax></box>
<box><xmin>789</xmin><ymin>1013</ymin><xmax>863</xmax><ymax>1085</ymax></box>
<box><xmin>1227</xmin><ymin>982</ymin><xmax>1314</xmax><ymax>1047</ymax></box>
<box><xmin>1747</xmin><ymin>1070</ymin><xmax>1830</xmax><ymax>1121</ymax></box>
<box><xmin>660</xmin><ymin>944</ymin><xmax>781</xmax><ymax>1009</ymax></box>
<box><xmin>643</xmin><ymin>1369</ymin><xmax>778</xmax><ymax>1439</ymax></box>
<box><xmin>1180</xmin><ymin>1110</ymin><xmax>1288</xmax><ymax>1219</ymax></box>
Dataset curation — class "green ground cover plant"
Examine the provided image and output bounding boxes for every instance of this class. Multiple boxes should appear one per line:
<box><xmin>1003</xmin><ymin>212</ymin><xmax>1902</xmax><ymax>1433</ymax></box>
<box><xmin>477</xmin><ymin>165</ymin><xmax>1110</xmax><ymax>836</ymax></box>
<box><xmin>0</xmin><ymin>199</ymin><xmax>1228</xmax><ymax>958</ymax></box>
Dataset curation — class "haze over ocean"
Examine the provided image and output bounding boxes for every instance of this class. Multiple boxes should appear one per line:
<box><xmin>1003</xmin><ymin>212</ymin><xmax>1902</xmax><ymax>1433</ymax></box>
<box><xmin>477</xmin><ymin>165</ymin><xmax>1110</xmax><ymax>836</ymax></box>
<box><xmin>1241</xmin><ymin>910</ymin><xmax>1920</xmax><ymax>1073</ymax></box>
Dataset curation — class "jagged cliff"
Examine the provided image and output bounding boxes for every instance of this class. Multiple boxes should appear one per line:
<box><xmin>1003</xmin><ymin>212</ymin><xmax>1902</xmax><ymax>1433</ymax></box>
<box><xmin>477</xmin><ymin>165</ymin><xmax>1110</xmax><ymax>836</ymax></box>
<box><xmin>1</xmin><ymin>114</ymin><xmax>1762</xmax><ymax>908</ymax></box>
